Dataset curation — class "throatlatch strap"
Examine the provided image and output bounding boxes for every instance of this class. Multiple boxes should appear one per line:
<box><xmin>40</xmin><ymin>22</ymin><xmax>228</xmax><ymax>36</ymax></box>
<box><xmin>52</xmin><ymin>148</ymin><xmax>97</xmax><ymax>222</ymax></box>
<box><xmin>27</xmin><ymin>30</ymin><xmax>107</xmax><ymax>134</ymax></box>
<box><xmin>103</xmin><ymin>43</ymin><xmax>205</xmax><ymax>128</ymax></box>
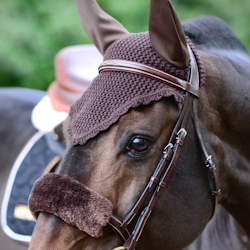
<box><xmin>192</xmin><ymin>99</ymin><xmax>221</xmax><ymax>218</ymax></box>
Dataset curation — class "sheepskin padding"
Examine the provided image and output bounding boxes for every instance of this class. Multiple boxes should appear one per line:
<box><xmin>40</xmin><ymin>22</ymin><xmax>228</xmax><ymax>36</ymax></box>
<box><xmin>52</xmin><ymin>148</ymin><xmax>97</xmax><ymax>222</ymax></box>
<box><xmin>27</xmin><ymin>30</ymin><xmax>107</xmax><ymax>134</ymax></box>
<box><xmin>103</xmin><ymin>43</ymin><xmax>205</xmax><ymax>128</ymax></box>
<box><xmin>28</xmin><ymin>173</ymin><xmax>113</xmax><ymax>237</ymax></box>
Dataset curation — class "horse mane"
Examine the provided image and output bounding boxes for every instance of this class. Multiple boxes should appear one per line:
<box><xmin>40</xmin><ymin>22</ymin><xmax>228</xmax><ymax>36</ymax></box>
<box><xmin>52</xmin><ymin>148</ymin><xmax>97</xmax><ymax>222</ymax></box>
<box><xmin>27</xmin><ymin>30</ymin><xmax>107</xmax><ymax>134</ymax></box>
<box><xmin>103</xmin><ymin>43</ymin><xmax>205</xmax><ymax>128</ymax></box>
<box><xmin>182</xmin><ymin>16</ymin><xmax>248</xmax><ymax>55</ymax></box>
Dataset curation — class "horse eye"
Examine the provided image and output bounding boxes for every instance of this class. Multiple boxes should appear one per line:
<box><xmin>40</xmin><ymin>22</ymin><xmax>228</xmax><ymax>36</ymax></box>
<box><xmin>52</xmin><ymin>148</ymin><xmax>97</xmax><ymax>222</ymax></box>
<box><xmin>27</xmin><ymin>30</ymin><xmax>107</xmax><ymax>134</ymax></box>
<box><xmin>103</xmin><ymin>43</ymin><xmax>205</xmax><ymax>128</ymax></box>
<box><xmin>130</xmin><ymin>138</ymin><xmax>151</xmax><ymax>152</ymax></box>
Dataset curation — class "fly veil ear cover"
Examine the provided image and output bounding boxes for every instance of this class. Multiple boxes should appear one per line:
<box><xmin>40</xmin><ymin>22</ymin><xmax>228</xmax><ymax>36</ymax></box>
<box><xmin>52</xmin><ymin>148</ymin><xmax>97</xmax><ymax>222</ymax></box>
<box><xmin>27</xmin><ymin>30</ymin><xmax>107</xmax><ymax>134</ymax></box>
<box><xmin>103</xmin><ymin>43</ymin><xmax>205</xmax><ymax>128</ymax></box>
<box><xmin>149</xmin><ymin>0</ymin><xmax>190</xmax><ymax>68</ymax></box>
<box><xmin>68</xmin><ymin>0</ymin><xmax>192</xmax><ymax>146</ymax></box>
<box><xmin>74</xmin><ymin>0</ymin><xmax>129</xmax><ymax>55</ymax></box>
<box><xmin>75</xmin><ymin>0</ymin><xmax>190</xmax><ymax>66</ymax></box>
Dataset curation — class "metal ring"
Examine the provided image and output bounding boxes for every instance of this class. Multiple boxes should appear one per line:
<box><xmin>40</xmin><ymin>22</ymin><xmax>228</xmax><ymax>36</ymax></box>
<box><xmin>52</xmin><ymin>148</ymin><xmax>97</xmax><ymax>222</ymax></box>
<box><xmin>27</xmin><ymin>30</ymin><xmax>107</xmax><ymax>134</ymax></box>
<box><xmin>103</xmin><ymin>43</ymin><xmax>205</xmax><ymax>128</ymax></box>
<box><xmin>112</xmin><ymin>247</ymin><xmax>127</xmax><ymax>250</ymax></box>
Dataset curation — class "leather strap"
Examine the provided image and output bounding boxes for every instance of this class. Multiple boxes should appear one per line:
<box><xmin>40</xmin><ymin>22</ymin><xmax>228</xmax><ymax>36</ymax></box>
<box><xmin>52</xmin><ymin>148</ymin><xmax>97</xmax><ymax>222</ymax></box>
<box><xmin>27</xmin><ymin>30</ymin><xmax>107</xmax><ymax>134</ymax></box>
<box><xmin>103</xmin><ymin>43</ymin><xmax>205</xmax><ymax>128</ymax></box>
<box><xmin>192</xmin><ymin>99</ymin><xmax>221</xmax><ymax>217</ymax></box>
<box><xmin>108</xmin><ymin>215</ymin><xmax>130</xmax><ymax>241</ymax></box>
<box><xmin>99</xmin><ymin>60</ymin><xmax>199</xmax><ymax>97</ymax></box>
<box><xmin>42</xmin><ymin>155</ymin><xmax>61</xmax><ymax>175</ymax></box>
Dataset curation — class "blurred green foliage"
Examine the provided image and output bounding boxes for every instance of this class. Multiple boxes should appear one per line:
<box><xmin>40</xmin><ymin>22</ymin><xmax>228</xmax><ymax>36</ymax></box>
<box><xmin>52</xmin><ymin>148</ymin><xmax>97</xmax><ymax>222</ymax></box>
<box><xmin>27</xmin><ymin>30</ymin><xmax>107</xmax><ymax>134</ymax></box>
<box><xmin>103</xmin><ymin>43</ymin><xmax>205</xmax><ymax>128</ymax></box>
<box><xmin>0</xmin><ymin>0</ymin><xmax>249</xmax><ymax>90</ymax></box>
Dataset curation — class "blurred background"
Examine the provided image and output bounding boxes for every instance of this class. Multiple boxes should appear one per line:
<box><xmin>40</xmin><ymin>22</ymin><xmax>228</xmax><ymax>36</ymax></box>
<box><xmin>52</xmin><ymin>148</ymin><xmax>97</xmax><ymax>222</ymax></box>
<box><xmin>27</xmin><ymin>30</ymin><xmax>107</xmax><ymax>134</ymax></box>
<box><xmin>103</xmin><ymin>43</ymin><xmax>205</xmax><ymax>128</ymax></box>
<box><xmin>0</xmin><ymin>0</ymin><xmax>249</xmax><ymax>91</ymax></box>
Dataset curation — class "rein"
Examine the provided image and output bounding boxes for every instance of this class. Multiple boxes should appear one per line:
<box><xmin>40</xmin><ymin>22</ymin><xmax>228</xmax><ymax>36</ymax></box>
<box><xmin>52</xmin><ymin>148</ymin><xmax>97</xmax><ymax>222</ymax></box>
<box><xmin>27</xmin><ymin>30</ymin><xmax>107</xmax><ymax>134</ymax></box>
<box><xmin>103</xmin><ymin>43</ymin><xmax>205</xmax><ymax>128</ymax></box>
<box><xmin>98</xmin><ymin>45</ymin><xmax>221</xmax><ymax>250</ymax></box>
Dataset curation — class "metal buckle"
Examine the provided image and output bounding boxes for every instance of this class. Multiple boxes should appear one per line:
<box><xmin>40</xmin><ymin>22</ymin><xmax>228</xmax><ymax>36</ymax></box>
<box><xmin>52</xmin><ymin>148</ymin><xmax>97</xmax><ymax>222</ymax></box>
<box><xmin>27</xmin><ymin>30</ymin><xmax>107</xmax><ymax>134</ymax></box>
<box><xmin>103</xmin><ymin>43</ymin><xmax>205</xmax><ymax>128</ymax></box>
<box><xmin>163</xmin><ymin>143</ymin><xmax>173</xmax><ymax>154</ymax></box>
<box><xmin>176</xmin><ymin>128</ymin><xmax>187</xmax><ymax>138</ymax></box>
<box><xmin>205</xmin><ymin>155</ymin><xmax>216</xmax><ymax>171</ymax></box>
<box><xmin>205</xmin><ymin>155</ymin><xmax>212</xmax><ymax>165</ymax></box>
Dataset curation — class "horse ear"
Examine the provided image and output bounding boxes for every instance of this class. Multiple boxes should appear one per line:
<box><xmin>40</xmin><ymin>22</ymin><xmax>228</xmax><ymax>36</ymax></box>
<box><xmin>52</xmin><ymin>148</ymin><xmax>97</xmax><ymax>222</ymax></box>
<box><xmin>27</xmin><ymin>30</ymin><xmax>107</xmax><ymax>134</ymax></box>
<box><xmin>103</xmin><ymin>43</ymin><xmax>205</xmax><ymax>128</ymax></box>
<box><xmin>75</xmin><ymin>0</ymin><xmax>129</xmax><ymax>55</ymax></box>
<box><xmin>149</xmin><ymin>0</ymin><xmax>190</xmax><ymax>69</ymax></box>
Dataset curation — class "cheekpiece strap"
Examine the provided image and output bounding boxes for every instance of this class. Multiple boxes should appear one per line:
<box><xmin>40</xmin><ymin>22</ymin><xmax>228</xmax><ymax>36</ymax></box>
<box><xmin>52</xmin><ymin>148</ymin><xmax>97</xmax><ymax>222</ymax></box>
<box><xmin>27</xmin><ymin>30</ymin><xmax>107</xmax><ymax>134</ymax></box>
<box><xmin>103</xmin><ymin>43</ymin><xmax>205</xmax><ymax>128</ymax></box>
<box><xmin>99</xmin><ymin>59</ymin><xmax>199</xmax><ymax>97</ymax></box>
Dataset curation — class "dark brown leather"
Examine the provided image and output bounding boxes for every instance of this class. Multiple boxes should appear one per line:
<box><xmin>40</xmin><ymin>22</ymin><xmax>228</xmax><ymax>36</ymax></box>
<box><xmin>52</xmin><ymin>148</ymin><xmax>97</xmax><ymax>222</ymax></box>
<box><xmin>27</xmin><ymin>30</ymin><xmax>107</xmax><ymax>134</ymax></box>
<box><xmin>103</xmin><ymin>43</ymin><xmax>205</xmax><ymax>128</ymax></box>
<box><xmin>108</xmin><ymin>215</ymin><xmax>130</xmax><ymax>241</ymax></box>
<box><xmin>75</xmin><ymin>0</ymin><xmax>129</xmax><ymax>55</ymax></box>
<box><xmin>149</xmin><ymin>0</ymin><xmax>190</xmax><ymax>69</ymax></box>
<box><xmin>193</xmin><ymin>99</ymin><xmax>221</xmax><ymax>215</ymax></box>
<box><xmin>99</xmin><ymin>59</ymin><xmax>199</xmax><ymax>97</ymax></box>
<box><xmin>42</xmin><ymin>155</ymin><xmax>61</xmax><ymax>175</ymax></box>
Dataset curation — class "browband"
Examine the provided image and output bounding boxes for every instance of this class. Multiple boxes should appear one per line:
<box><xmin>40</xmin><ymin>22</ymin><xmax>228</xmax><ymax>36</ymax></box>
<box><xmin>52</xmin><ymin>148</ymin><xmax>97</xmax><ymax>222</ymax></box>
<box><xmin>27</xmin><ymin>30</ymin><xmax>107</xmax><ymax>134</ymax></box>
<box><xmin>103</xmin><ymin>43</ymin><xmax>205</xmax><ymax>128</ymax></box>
<box><xmin>98</xmin><ymin>46</ymin><xmax>200</xmax><ymax>97</ymax></box>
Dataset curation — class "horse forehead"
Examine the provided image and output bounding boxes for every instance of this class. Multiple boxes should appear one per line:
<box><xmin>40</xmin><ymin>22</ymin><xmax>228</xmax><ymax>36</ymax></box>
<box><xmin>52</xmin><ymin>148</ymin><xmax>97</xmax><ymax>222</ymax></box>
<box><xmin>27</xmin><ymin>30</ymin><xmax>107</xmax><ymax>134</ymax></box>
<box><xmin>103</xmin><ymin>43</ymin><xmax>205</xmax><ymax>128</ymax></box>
<box><xmin>118</xmin><ymin>98</ymin><xmax>179</xmax><ymax>128</ymax></box>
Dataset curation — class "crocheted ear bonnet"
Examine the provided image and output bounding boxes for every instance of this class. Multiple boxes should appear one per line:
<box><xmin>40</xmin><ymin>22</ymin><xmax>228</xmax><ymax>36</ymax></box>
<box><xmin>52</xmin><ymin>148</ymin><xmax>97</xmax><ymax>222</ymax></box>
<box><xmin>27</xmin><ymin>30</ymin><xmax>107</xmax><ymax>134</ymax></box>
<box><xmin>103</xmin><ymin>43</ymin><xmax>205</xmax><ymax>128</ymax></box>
<box><xmin>68</xmin><ymin>0</ymin><xmax>205</xmax><ymax>146</ymax></box>
<box><xmin>68</xmin><ymin>34</ymin><xmax>205</xmax><ymax>146</ymax></box>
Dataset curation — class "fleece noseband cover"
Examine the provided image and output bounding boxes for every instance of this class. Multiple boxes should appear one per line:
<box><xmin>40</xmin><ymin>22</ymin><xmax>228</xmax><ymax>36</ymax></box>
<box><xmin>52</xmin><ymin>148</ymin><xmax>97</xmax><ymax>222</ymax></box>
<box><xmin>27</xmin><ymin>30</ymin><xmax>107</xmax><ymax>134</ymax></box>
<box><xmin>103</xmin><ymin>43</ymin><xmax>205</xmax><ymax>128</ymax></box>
<box><xmin>28</xmin><ymin>173</ymin><xmax>113</xmax><ymax>237</ymax></box>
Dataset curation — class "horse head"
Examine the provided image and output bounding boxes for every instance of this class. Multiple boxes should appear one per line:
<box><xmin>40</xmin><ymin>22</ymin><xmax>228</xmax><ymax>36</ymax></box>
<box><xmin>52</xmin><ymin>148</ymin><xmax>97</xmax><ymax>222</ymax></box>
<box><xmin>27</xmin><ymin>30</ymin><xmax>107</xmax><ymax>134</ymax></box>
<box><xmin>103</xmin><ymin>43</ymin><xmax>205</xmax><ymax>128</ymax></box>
<box><xmin>29</xmin><ymin>99</ymin><xmax>213</xmax><ymax>250</ymax></box>
<box><xmin>28</xmin><ymin>0</ymin><xmax>250</xmax><ymax>249</ymax></box>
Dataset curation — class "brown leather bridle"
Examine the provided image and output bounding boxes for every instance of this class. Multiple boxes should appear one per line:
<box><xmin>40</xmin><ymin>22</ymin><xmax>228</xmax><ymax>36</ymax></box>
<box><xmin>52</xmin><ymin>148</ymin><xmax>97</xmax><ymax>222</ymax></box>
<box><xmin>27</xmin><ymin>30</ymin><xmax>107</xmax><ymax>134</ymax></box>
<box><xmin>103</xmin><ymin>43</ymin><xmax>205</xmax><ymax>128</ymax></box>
<box><xmin>98</xmin><ymin>45</ymin><xmax>221</xmax><ymax>250</ymax></box>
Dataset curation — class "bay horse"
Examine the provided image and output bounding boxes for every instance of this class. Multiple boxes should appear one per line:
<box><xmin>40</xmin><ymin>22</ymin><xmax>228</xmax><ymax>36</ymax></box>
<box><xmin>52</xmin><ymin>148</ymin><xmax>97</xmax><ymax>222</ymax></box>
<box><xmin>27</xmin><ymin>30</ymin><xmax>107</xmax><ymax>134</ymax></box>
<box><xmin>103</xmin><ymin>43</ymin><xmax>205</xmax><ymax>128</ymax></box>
<box><xmin>1</xmin><ymin>0</ymin><xmax>250</xmax><ymax>249</ymax></box>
